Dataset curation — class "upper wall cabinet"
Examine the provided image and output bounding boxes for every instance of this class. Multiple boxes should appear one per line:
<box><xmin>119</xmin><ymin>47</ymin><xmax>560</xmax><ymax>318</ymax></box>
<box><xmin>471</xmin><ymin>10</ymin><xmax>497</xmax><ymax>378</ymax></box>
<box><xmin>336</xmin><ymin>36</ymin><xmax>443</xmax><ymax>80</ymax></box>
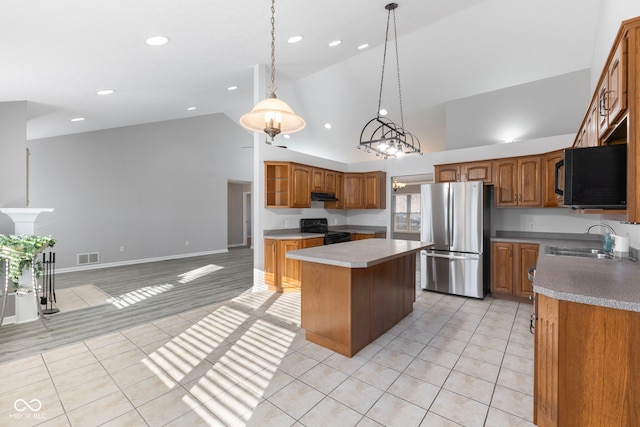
<box><xmin>494</xmin><ymin>156</ymin><xmax>542</xmax><ymax>208</ymax></box>
<box><xmin>435</xmin><ymin>161</ymin><xmax>493</xmax><ymax>184</ymax></box>
<box><xmin>343</xmin><ymin>171</ymin><xmax>386</xmax><ymax>209</ymax></box>
<box><xmin>264</xmin><ymin>161</ymin><xmax>311</xmax><ymax>208</ymax></box>
<box><xmin>542</xmin><ymin>150</ymin><xmax>564</xmax><ymax>208</ymax></box>
<box><xmin>311</xmin><ymin>167</ymin><xmax>338</xmax><ymax>194</ymax></box>
<box><xmin>598</xmin><ymin>36</ymin><xmax>627</xmax><ymax>140</ymax></box>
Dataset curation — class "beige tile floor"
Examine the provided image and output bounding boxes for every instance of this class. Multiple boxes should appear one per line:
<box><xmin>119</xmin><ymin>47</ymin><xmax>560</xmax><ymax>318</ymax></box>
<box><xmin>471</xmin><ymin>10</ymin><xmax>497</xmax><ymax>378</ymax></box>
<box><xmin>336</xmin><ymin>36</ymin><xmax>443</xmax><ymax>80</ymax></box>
<box><xmin>0</xmin><ymin>289</ymin><xmax>536</xmax><ymax>427</ymax></box>
<box><xmin>47</xmin><ymin>285</ymin><xmax>110</xmax><ymax>313</ymax></box>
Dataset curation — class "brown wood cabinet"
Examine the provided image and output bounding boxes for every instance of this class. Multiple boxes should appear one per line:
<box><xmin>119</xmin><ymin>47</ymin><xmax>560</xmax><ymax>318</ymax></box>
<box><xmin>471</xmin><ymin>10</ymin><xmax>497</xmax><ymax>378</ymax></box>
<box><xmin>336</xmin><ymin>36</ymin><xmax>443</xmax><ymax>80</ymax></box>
<box><xmin>344</xmin><ymin>173</ymin><xmax>363</xmax><ymax>209</ymax></box>
<box><xmin>598</xmin><ymin>36</ymin><xmax>627</xmax><ymax>139</ymax></box>
<box><xmin>311</xmin><ymin>167</ymin><xmax>338</xmax><ymax>193</ymax></box>
<box><xmin>264</xmin><ymin>237</ymin><xmax>324</xmax><ymax>292</ymax></box>
<box><xmin>325</xmin><ymin>172</ymin><xmax>344</xmax><ymax>209</ymax></box>
<box><xmin>542</xmin><ymin>150</ymin><xmax>564</xmax><ymax>208</ymax></box>
<box><xmin>490</xmin><ymin>241</ymin><xmax>538</xmax><ymax>301</ymax></box>
<box><xmin>343</xmin><ymin>171</ymin><xmax>386</xmax><ymax>209</ymax></box>
<box><xmin>494</xmin><ymin>156</ymin><xmax>542</xmax><ymax>207</ymax></box>
<box><xmin>301</xmin><ymin>251</ymin><xmax>416</xmax><ymax>357</ymax></box>
<box><xmin>434</xmin><ymin>161</ymin><xmax>492</xmax><ymax>184</ymax></box>
<box><xmin>264</xmin><ymin>162</ymin><xmax>311</xmax><ymax>208</ymax></box>
<box><xmin>534</xmin><ymin>293</ymin><xmax>640</xmax><ymax>426</ymax></box>
<box><xmin>364</xmin><ymin>171</ymin><xmax>386</xmax><ymax>209</ymax></box>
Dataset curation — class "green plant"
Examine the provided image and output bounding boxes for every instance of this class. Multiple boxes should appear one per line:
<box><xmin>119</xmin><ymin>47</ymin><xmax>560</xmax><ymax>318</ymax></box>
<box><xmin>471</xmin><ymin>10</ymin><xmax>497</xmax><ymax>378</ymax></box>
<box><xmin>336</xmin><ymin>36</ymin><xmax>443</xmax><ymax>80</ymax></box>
<box><xmin>0</xmin><ymin>234</ymin><xmax>56</xmax><ymax>289</ymax></box>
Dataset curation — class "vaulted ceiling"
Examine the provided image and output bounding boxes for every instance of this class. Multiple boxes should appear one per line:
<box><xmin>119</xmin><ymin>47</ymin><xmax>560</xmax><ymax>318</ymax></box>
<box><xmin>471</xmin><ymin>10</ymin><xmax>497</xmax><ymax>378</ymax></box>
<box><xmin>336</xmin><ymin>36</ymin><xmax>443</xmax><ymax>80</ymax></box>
<box><xmin>1</xmin><ymin>0</ymin><xmax>602</xmax><ymax>162</ymax></box>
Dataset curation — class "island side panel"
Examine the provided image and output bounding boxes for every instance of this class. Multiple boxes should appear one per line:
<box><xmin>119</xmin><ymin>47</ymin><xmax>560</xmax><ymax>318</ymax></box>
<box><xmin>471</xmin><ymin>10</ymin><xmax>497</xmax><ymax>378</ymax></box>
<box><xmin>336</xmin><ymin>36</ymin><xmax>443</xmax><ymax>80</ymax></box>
<box><xmin>300</xmin><ymin>262</ymin><xmax>371</xmax><ymax>357</ymax></box>
<box><xmin>403</xmin><ymin>253</ymin><xmax>416</xmax><ymax>315</ymax></box>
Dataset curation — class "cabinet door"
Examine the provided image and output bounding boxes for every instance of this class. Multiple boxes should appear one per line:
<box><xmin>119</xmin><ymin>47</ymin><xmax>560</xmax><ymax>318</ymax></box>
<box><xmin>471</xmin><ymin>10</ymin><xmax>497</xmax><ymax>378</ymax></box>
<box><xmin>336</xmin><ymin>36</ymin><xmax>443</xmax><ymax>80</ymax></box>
<box><xmin>585</xmin><ymin>102</ymin><xmax>599</xmax><ymax>147</ymax></box>
<box><xmin>344</xmin><ymin>173</ymin><xmax>364</xmax><ymax>209</ymax></box>
<box><xmin>325</xmin><ymin>172</ymin><xmax>344</xmax><ymax>209</ymax></box>
<box><xmin>462</xmin><ymin>161</ymin><xmax>493</xmax><ymax>184</ymax></box>
<box><xmin>279</xmin><ymin>240</ymin><xmax>302</xmax><ymax>291</ymax></box>
<box><xmin>491</xmin><ymin>242</ymin><xmax>514</xmax><ymax>295</ymax></box>
<box><xmin>290</xmin><ymin>164</ymin><xmax>311</xmax><ymax>208</ymax></box>
<box><xmin>364</xmin><ymin>172</ymin><xmax>386</xmax><ymax>209</ymax></box>
<box><xmin>518</xmin><ymin>157</ymin><xmax>542</xmax><ymax>207</ymax></box>
<box><xmin>324</xmin><ymin>170</ymin><xmax>337</xmax><ymax>194</ymax></box>
<box><xmin>264</xmin><ymin>239</ymin><xmax>278</xmax><ymax>288</ymax></box>
<box><xmin>311</xmin><ymin>168</ymin><xmax>325</xmax><ymax>192</ymax></box>
<box><xmin>535</xmin><ymin>294</ymin><xmax>559</xmax><ymax>427</ymax></box>
<box><xmin>494</xmin><ymin>159</ymin><xmax>518</xmax><ymax>207</ymax></box>
<box><xmin>543</xmin><ymin>151</ymin><xmax>564</xmax><ymax>208</ymax></box>
<box><xmin>607</xmin><ymin>36</ymin><xmax>627</xmax><ymax>128</ymax></box>
<box><xmin>516</xmin><ymin>243</ymin><xmax>539</xmax><ymax>298</ymax></box>
<box><xmin>435</xmin><ymin>164</ymin><xmax>460</xmax><ymax>183</ymax></box>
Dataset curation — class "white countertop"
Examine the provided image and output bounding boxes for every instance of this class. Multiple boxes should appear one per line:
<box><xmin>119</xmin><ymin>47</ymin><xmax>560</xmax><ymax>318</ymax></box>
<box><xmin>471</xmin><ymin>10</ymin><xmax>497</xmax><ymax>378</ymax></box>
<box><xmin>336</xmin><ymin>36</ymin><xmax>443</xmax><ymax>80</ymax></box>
<box><xmin>286</xmin><ymin>239</ymin><xmax>433</xmax><ymax>268</ymax></box>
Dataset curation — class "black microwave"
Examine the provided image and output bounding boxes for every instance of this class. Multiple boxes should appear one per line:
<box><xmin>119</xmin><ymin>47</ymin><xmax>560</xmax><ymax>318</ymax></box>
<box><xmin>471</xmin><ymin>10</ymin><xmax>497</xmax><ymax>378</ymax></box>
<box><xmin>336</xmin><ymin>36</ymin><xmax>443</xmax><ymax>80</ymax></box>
<box><xmin>555</xmin><ymin>144</ymin><xmax>627</xmax><ymax>209</ymax></box>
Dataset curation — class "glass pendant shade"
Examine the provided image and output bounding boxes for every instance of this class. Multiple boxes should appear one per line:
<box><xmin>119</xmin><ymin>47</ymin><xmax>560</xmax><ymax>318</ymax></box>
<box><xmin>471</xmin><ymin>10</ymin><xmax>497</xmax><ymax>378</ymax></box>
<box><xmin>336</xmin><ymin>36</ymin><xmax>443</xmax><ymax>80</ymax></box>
<box><xmin>240</xmin><ymin>94</ymin><xmax>305</xmax><ymax>140</ymax></box>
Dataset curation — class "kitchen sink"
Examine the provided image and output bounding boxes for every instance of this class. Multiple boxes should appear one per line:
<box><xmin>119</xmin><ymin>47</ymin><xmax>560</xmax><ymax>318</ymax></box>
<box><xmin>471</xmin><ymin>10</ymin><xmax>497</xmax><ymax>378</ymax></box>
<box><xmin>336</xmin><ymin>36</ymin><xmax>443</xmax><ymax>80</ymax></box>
<box><xmin>545</xmin><ymin>246</ymin><xmax>614</xmax><ymax>259</ymax></box>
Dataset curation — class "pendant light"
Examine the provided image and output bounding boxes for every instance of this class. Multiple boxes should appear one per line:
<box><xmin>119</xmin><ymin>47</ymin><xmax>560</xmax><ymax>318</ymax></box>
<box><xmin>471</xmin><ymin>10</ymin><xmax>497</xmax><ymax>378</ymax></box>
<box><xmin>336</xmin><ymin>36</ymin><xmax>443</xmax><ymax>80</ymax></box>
<box><xmin>358</xmin><ymin>3</ymin><xmax>421</xmax><ymax>159</ymax></box>
<box><xmin>240</xmin><ymin>0</ymin><xmax>305</xmax><ymax>142</ymax></box>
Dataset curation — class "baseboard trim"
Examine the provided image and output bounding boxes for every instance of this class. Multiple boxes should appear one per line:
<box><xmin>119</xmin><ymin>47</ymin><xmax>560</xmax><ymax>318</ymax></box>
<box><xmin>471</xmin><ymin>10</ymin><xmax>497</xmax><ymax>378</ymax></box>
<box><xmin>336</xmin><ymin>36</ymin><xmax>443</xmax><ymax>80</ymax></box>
<box><xmin>57</xmin><ymin>249</ymin><xmax>229</xmax><ymax>274</ymax></box>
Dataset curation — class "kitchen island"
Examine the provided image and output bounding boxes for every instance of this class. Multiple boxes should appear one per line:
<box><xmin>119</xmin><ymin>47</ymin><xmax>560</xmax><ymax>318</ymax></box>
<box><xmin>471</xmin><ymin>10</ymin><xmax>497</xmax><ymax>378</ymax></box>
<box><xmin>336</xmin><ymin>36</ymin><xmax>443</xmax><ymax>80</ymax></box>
<box><xmin>287</xmin><ymin>239</ymin><xmax>433</xmax><ymax>357</ymax></box>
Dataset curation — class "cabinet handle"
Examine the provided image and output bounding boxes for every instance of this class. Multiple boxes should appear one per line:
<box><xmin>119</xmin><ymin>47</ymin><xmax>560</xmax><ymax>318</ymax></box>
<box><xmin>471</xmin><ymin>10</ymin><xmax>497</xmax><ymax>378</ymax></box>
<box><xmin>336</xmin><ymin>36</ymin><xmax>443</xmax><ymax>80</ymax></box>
<box><xmin>530</xmin><ymin>313</ymin><xmax>536</xmax><ymax>334</ymax></box>
<box><xmin>529</xmin><ymin>294</ymin><xmax>536</xmax><ymax>335</ymax></box>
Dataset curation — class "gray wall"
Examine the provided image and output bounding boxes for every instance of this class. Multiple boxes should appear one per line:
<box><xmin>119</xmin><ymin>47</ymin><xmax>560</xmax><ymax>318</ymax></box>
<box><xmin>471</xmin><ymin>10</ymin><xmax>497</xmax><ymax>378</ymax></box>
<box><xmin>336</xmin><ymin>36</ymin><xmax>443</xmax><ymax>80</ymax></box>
<box><xmin>27</xmin><ymin>113</ymin><xmax>253</xmax><ymax>270</ymax></box>
<box><xmin>445</xmin><ymin>70</ymin><xmax>590</xmax><ymax>149</ymax></box>
<box><xmin>0</xmin><ymin>101</ymin><xmax>28</xmax><ymax>233</ymax></box>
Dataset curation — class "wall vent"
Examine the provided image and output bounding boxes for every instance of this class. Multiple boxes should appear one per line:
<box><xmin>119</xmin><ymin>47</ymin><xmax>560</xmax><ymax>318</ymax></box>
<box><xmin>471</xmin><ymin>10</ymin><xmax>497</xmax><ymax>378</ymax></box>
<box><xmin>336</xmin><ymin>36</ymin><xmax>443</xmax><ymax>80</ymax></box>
<box><xmin>77</xmin><ymin>252</ymin><xmax>100</xmax><ymax>265</ymax></box>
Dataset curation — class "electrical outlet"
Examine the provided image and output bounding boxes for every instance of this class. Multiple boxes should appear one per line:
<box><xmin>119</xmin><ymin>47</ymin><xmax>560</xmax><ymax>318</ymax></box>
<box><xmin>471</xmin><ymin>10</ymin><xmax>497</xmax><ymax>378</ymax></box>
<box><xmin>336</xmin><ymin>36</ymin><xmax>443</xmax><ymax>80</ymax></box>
<box><xmin>285</xmin><ymin>219</ymin><xmax>290</xmax><ymax>227</ymax></box>
<box><xmin>119</xmin><ymin>246</ymin><xmax>125</xmax><ymax>252</ymax></box>
<box><xmin>185</xmin><ymin>241</ymin><xmax>189</xmax><ymax>246</ymax></box>
<box><xmin>528</xmin><ymin>223</ymin><xmax>535</xmax><ymax>230</ymax></box>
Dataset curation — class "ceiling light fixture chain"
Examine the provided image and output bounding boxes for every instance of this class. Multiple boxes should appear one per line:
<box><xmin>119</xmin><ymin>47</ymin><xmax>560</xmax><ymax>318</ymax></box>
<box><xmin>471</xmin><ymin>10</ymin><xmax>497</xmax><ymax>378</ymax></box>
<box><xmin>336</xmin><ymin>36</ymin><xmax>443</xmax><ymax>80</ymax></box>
<box><xmin>358</xmin><ymin>2</ymin><xmax>421</xmax><ymax>159</ymax></box>
<box><xmin>269</xmin><ymin>0</ymin><xmax>277</xmax><ymax>95</ymax></box>
<box><xmin>391</xmin><ymin>5</ymin><xmax>405</xmax><ymax>131</ymax></box>
<box><xmin>240</xmin><ymin>0</ymin><xmax>305</xmax><ymax>142</ymax></box>
<box><xmin>376</xmin><ymin>3</ymin><xmax>393</xmax><ymax>117</ymax></box>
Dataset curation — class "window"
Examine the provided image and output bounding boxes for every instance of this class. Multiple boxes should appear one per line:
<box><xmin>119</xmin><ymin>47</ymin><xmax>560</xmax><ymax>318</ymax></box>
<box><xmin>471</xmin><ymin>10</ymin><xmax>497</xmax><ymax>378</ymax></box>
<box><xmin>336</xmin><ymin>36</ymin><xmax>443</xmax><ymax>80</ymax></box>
<box><xmin>393</xmin><ymin>193</ymin><xmax>420</xmax><ymax>233</ymax></box>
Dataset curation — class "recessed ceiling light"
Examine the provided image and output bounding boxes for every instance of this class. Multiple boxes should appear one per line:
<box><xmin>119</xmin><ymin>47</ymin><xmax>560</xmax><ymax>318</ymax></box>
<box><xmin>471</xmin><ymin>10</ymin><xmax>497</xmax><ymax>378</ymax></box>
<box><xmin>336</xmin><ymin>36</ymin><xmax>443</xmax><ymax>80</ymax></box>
<box><xmin>284</xmin><ymin>134</ymin><xmax>291</xmax><ymax>139</ymax></box>
<box><xmin>379</xmin><ymin>108</ymin><xmax>388</xmax><ymax>116</ymax></box>
<box><xmin>187</xmin><ymin>107</ymin><xmax>197</xmax><ymax>111</ymax></box>
<box><xmin>227</xmin><ymin>86</ymin><xmax>238</xmax><ymax>91</ymax></box>
<box><xmin>70</xmin><ymin>117</ymin><xmax>85</xmax><ymax>122</ymax></box>
<box><xmin>328</xmin><ymin>40</ymin><xmax>341</xmax><ymax>47</ymax></box>
<box><xmin>96</xmin><ymin>89</ymin><xmax>115</xmax><ymax>95</ymax></box>
<box><xmin>324</xmin><ymin>123</ymin><xmax>332</xmax><ymax>129</ymax></box>
<box><xmin>145</xmin><ymin>35</ymin><xmax>171</xmax><ymax>46</ymax></box>
<box><xmin>288</xmin><ymin>35</ymin><xmax>303</xmax><ymax>44</ymax></box>
<box><xmin>357</xmin><ymin>43</ymin><xmax>369</xmax><ymax>50</ymax></box>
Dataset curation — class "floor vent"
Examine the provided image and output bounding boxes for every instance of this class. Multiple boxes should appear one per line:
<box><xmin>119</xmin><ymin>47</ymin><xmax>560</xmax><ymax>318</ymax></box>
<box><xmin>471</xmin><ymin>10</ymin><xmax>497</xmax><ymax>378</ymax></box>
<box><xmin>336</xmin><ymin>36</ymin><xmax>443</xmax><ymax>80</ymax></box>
<box><xmin>77</xmin><ymin>252</ymin><xmax>100</xmax><ymax>265</ymax></box>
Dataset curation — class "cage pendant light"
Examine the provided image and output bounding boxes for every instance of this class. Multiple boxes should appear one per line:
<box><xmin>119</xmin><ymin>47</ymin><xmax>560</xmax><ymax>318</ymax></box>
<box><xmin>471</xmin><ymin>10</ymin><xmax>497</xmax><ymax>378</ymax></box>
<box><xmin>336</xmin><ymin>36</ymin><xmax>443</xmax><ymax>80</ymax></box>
<box><xmin>358</xmin><ymin>3</ymin><xmax>421</xmax><ymax>159</ymax></box>
<box><xmin>240</xmin><ymin>0</ymin><xmax>305</xmax><ymax>142</ymax></box>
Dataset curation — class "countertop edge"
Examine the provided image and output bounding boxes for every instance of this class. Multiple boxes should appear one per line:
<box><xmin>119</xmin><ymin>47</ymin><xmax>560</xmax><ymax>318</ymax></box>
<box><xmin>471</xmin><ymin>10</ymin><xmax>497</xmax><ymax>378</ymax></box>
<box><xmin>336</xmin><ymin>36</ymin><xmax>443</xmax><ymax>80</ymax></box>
<box><xmin>287</xmin><ymin>240</ymin><xmax>433</xmax><ymax>268</ymax></box>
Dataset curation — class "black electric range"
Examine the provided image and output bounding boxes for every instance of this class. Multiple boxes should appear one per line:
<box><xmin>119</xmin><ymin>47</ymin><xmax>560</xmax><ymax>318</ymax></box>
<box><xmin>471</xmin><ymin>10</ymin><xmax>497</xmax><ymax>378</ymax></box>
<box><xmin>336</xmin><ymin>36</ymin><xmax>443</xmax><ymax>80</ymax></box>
<box><xmin>300</xmin><ymin>218</ymin><xmax>351</xmax><ymax>245</ymax></box>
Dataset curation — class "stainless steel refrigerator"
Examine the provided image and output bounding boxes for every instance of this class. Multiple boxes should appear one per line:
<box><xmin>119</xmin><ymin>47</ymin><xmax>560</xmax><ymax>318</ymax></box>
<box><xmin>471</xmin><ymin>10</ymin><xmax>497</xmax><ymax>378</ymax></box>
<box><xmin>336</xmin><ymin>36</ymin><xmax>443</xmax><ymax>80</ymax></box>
<box><xmin>420</xmin><ymin>181</ymin><xmax>490</xmax><ymax>298</ymax></box>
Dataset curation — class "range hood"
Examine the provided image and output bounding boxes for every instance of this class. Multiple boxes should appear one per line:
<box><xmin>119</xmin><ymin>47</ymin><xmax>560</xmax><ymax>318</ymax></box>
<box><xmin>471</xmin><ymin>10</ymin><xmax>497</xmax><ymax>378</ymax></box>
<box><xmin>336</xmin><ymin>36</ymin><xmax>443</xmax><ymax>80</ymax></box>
<box><xmin>311</xmin><ymin>192</ymin><xmax>339</xmax><ymax>202</ymax></box>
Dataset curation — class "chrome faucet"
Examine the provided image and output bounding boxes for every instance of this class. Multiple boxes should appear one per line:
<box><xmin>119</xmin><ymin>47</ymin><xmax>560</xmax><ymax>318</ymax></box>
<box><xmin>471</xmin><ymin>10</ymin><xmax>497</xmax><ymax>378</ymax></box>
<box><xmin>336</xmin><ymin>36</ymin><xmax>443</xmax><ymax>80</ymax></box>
<box><xmin>585</xmin><ymin>223</ymin><xmax>617</xmax><ymax>235</ymax></box>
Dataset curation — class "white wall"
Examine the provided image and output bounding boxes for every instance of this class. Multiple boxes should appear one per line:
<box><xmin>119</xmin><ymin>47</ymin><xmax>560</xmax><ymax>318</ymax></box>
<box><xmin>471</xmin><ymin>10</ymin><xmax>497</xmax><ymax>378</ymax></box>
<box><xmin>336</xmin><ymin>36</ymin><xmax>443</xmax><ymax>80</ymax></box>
<box><xmin>446</xmin><ymin>70</ymin><xmax>590</xmax><ymax>148</ymax></box>
<box><xmin>0</xmin><ymin>101</ymin><xmax>28</xmax><ymax>233</ymax></box>
<box><xmin>592</xmin><ymin>1</ymin><xmax>640</xmax><ymax>89</ymax></box>
<box><xmin>27</xmin><ymin>113</ymin><xmax>253</xmax><ymax>270</ymax></box>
